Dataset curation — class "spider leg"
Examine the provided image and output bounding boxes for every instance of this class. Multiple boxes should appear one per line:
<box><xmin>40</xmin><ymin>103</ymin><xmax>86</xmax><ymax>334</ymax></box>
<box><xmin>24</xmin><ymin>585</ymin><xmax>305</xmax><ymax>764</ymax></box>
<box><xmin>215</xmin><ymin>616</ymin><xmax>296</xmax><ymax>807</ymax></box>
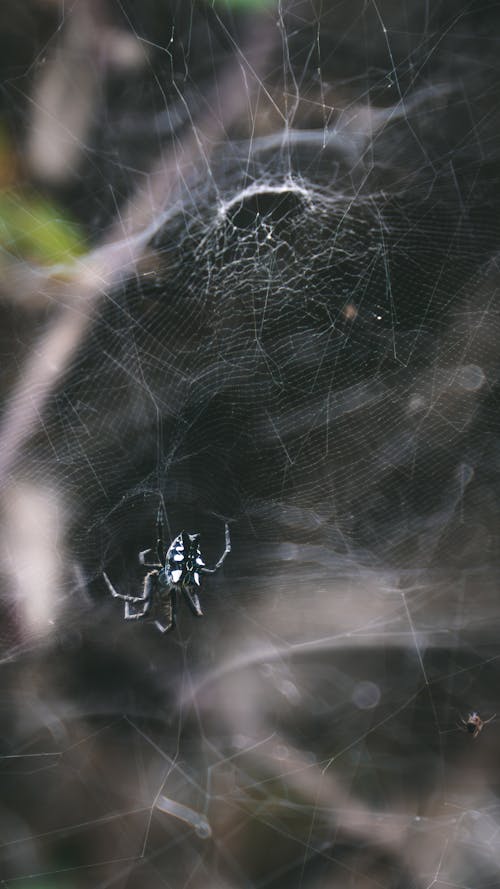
<box><xmin>103</xmin><ymin>572</ymin><xmax>146</xmax><ymax>603</ymax></box>
<box><xmin>201</xmin><ymin>523</ymin><xmax>231</xmax><ymax>575</ymax></box>
<box><xmin>154</xmin><ymin>588</ymin><xmax>177</xmax><ymax>633</ymax></box>
<box><xmin>124</xmin><ymin>600</ymin><xmax>150</xmax><ymax>620</ymax></box>
<box><xmin>182</xmin><ymin>586</ymin><xmax>203</xmax><ymax>617</ymax></box>
<box><xmin>139</xmin><ymin>549</ymin><xmax>162</xmax><ymax>568</ymax></box>
<box><xmin>124</xmin><ymin>571</ymin><xmax>156</xmax><ymax>620</ymax></box>
<box><xmin>483</xmin><ymin>713</ymin><xmax>496</xmax><ymax>725</ymax></box>
<box><xmin>155</xmin><ymin>588</ymin><xmax>177</xmax><ymax>633</ymax></box>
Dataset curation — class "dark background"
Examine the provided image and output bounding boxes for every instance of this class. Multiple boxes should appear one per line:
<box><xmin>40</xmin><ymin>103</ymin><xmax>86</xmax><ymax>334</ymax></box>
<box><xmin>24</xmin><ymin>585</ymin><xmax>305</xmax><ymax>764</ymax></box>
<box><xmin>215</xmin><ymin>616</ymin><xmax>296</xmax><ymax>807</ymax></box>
<box><xmin>0</xmin><ymin>1</ymin><xmax>500</xmax><ymax>886</ymax></box>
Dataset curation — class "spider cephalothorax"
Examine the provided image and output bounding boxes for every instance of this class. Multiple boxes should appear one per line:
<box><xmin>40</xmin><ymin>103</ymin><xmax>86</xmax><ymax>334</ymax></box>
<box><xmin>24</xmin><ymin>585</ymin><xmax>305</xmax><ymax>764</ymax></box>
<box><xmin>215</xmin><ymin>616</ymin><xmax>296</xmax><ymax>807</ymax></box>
<box><xmin>103</xmin><ymin>509</ymin><xmax>231</xmax><ymax>633</ymax></box>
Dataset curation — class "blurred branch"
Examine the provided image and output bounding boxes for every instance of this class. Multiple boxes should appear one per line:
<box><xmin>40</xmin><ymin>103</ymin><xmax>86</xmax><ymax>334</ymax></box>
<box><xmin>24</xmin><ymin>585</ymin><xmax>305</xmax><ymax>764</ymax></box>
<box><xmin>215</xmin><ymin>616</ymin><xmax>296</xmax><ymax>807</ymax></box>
<box><xmin>26</xmin><ymin>0</ymin><xmax>147</xmax><ymax>185</ymax></box>
<box><xmin>0</xmin><ymin>10</ymin><xmax>277</xmax><ymax>481</ymax></box>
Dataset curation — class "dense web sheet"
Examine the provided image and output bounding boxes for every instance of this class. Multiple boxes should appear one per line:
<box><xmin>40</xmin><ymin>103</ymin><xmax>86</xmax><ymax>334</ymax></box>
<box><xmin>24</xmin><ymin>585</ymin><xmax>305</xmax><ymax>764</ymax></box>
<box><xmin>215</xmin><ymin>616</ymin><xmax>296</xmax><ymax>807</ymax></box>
<box><xmin>0</xmin><ymin>1</ymin><xmax>500</xmax><ymax>887</ymax></box>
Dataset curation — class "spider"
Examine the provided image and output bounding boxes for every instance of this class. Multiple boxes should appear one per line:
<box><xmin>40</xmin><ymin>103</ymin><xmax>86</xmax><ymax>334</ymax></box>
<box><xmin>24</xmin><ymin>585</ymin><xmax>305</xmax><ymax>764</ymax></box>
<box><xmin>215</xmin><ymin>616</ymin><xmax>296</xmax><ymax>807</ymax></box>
<box><xmin>103</xmin><ymin>509</ymin><xmax>231</xmax><ymax>633</ymax></box>
<box><xmin>458</xmin><ymin>711</ymin><xmax>496</xmax><ymax>739</ymax></box>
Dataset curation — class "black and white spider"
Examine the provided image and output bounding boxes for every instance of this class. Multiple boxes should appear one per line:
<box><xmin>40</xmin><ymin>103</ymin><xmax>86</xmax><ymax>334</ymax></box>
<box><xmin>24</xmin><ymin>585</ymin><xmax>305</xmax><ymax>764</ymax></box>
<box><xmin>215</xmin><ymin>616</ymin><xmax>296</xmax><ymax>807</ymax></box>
<box><xmin>103</xmin><ymin>509</ymin><xmax>231</xmax><ymax>633</ymax></box>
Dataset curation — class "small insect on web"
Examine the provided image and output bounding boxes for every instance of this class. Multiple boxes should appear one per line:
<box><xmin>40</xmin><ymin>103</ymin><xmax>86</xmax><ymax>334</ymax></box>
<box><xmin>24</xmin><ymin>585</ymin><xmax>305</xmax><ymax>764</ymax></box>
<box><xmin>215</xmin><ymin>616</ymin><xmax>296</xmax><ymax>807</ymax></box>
<box><xmin>458</xmin><ymin>711</ymin><xmax>496</xmax><ymax>739</ymax></box>
<box><xmin>103</xmin><ymin>507</ymin><xmax>231</xmax><ymax>633</ymax></box>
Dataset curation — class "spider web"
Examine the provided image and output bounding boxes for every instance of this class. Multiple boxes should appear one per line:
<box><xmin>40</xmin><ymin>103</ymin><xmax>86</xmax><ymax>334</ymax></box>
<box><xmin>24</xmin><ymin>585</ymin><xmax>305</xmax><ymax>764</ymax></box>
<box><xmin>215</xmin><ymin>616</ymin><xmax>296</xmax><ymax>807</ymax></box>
<box><xmin>0</xmin><ymin>1</ymin><xmax>500</xmax><ymax>887</ymax></box>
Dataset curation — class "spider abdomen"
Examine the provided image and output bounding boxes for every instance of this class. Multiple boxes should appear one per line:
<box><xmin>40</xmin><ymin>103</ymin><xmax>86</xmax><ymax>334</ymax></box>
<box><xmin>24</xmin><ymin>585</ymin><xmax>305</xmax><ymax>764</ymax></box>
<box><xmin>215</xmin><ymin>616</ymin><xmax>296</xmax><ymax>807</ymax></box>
<box><xmin>166</xmin><ymin>531</ymin><xmax>205</xmax><ymax>587</ymax></box>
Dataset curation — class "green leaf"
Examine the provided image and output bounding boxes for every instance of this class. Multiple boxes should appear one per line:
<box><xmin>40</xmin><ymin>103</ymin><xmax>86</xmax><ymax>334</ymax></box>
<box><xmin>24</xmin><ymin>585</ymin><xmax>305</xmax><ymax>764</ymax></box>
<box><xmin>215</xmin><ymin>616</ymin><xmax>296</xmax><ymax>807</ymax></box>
<box><xmin>0</xmin><ymin>189</ymin><xmax>86</xmax><ymax>266</ymax></box>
